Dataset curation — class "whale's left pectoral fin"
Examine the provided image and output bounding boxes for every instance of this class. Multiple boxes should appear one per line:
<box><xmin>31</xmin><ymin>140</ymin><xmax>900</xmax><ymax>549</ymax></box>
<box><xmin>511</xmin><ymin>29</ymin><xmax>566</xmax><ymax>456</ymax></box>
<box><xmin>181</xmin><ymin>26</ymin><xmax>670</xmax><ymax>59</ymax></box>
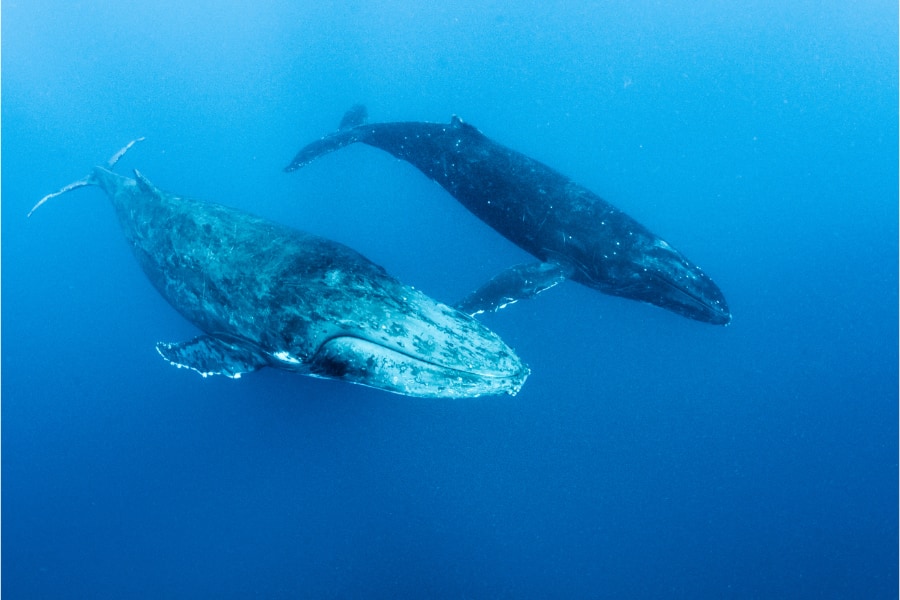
<box><xmin>156</xmin><ymin>335</ymin><xmax>267</xmax><ymax>379</ymax></box>
<box><xmin>454</xmin><ymin>261</ymin><xmax>574</xmax><ymax>317</ymax></box>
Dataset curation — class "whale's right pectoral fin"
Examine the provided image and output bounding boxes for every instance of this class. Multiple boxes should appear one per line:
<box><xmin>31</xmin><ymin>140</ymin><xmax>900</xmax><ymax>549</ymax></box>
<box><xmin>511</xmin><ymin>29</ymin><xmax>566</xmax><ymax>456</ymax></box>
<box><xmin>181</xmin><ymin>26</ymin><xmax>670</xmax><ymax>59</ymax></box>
<box><xmin>454</xmin><ymin>261</ymin><xmax>575</xmax><ymax>317</ymax></box>
<box><xmin>156</xmin><ymin>335</ymin><xmax>268</xmax><ymax>379</ymax></box>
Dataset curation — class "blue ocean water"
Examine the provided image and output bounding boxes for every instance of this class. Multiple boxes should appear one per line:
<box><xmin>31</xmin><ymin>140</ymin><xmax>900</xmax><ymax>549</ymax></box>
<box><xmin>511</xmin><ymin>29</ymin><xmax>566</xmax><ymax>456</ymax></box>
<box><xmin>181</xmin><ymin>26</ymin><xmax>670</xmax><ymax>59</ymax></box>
<box><xmin>2</xmin><ymin>1</ymin><xmax>897</xmax><ymax>597</ymax></box>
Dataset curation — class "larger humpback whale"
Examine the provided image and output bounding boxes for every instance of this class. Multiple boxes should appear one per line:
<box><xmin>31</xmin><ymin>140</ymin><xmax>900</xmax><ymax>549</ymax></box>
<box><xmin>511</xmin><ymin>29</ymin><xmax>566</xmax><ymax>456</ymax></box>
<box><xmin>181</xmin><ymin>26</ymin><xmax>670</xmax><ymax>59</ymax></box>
<box><xmin>30</xmin><ymin>140</ymin><xmax>528</xmax><ymax>398</ymax></box>
<box><xmin>286</xmin><ymin>106</ymin><xmax>731</xmax><ymax>325</ymax></box>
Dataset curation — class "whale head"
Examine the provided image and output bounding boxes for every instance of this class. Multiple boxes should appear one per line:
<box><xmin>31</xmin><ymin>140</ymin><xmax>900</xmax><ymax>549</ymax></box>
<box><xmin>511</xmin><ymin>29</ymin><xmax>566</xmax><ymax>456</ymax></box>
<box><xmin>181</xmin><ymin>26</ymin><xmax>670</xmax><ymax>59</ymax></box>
<box><xmin>288</xmin><ymin>288</ymin><xmax>531</xmax><ymax>398</ymax></box>
<box><xmin>610</xmin><ymin>237</ymin><xmax>732</xmax><ymax>325</ymax></box>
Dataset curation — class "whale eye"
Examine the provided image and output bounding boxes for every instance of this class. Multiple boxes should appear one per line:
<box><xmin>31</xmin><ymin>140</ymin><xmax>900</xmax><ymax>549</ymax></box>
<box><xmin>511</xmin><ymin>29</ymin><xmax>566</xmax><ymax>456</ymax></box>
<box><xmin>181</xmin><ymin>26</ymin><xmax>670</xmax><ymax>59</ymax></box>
<box><xmin>315</xmin><ymin>353</ymin><xmax>349</xmax><ymax>377</ymax></box>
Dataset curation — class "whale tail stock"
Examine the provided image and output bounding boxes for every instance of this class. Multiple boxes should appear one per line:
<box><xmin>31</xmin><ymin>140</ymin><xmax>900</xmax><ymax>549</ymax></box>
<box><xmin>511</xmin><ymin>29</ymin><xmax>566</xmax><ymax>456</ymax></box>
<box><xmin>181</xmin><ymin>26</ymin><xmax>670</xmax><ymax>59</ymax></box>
<box><xmin>28</xmin><ymin>137</ymin><xmax>145</xmax><ymax>217</ymax></box>
<box><xmin>283</xmin><ymin>105</ymin><xmax>369</xmax><ymax>172</ymax></box>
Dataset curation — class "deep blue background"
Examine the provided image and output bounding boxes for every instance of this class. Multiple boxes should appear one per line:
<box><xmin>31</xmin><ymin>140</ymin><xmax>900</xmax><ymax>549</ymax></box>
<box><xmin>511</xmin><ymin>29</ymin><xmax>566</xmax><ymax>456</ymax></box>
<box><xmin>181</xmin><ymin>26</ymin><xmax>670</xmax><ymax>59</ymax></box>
<box><xmin>3</xmin><ymin>1</ymin><xmax>897</xmax><ymax>598</ymax></box>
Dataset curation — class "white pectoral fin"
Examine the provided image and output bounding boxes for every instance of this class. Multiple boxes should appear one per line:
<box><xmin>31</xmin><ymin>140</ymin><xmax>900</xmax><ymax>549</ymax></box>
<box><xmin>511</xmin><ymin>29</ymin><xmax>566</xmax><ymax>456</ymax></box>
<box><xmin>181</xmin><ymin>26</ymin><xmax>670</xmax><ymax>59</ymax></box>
<box><xmin>454</xmin><ymin>261</ymin><xmax>573</xmax><ymax>317</ymax></box>
<box><xmin>156</xmin><ymin>335</ymin><xmax>268</xmax><ymax>378</ymax></box>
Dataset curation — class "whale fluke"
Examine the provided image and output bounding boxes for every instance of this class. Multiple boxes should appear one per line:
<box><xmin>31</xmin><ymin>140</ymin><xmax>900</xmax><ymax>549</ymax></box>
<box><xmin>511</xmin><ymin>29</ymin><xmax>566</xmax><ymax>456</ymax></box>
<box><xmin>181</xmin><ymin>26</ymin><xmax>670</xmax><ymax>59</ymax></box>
<box><xmin>27</xmin><ymin>178</ymin><xmax>90</xmax><ymax>218</ymax></box>
<box><xmin>28</xmin><ymin>138</ymin><xmax>145</xmax><ymax>217</ymax></box>
<box><xmin>106</xmin><ymin>137</ymin><xmax>145</xmax><ymax>168</ymax></box>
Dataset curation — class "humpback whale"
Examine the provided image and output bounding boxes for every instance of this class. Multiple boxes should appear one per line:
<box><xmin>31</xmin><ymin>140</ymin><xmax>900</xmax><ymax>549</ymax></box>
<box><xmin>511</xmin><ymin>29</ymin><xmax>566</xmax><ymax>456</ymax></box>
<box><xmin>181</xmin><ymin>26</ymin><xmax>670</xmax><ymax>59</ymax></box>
<box><xmin>286</xmin><ymin>106</ymin><xmax>731</xmax><ymax>325</ymax></box>
<box><xmin>30</xmin><ymin>140</ymin><xmax>529</xmax><ymax>398</ymax></box>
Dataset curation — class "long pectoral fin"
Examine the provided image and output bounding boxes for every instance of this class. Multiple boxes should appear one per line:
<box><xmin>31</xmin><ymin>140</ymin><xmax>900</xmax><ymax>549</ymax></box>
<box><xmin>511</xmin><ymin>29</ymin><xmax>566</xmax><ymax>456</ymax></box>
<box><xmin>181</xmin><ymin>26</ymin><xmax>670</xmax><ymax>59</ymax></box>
<box><xmin>454</xmin><ymin>261</ymin><xmax>574</xmax><ymax>317</ymax></box>
<box><xmin>156</xmin><ymin>335</ymin><xmax>268</xmax><ymax>379</ymax></box>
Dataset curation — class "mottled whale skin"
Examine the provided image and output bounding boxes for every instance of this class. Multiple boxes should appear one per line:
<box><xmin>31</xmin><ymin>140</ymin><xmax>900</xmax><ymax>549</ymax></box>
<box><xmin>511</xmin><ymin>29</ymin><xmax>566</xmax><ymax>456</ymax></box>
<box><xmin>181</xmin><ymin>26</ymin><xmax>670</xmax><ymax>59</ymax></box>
<box><xmin>31</xmin><ymin>143</ymin><xmax>528</xmax><ymax>398</ymax></box>
<box><xmin>286</xmin><ymin>108</ymin><xmax>731</xmax><ymax>325</ymax></box>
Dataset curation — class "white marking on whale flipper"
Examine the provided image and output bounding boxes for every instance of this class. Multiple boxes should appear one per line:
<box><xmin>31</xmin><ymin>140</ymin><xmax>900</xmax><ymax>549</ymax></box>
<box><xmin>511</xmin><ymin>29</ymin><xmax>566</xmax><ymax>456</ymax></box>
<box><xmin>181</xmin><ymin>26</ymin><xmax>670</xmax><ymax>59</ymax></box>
<box><xmin>156</xmin><ymin>336</ymin><xmax>267</xmax><ymax>379</ymax></box>
<box><xmin>455</xmin><ymin>261</ymin><xmax>574</xmax><ymax>317</ymax></box>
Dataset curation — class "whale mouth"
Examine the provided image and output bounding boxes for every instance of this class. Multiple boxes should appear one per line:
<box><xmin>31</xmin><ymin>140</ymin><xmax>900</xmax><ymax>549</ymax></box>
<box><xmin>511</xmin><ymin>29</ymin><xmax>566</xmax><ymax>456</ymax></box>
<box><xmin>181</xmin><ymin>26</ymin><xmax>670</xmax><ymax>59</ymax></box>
<box><xmin>308</xmin><ymin>335</ymin><xmax>530</xmax><ymax>398</ymax></box>
<box><xmin>653</xmin><ymin>274</ymin><xmax>732</xmax><ymax>325</ymax></box>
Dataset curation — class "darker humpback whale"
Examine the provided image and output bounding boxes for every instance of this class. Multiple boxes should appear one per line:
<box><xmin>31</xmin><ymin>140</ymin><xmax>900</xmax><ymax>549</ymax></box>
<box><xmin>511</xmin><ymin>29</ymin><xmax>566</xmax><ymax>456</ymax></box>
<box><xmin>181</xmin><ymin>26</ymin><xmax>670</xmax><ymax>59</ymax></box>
<box><xmin>286</xmin><ymin>107</ymin><xmax>731</xmax><ymax>325</ymax></box>
<box><xmin>30</xmin><ymin>140</ymin><xmax>529</xmax><ymax>398</ymax></box>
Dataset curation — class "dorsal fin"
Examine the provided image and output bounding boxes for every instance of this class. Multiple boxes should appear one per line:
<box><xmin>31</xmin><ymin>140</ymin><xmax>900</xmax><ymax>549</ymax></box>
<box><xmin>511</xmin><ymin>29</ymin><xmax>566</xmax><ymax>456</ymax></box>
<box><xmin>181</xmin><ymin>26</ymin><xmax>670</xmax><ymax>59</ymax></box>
<box><xmin>338</xmin><ymin>104</ymin><xmax>368</xmax><ymax>130</ymax></box>
<box><xmin>449</xmin><ymin>115</ymin><xmax>481</xmax><ymax>135</ymax></box>
<box><xmin>133</xmin><ymin>169</ymin><xmax>165</xmax><ymax>200</ymax></box>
